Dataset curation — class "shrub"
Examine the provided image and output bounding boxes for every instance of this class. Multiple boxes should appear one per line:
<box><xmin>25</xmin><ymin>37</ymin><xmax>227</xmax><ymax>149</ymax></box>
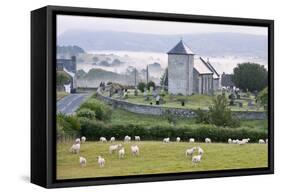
<box><xmin>137</xmin><ymin>82</ymin><xmax>146</xmax><ymax>93</ymax></box>
<box><xmin>56</xmin><ymin>113</ymin><xmax>81</xmax><ymax>137</ymax></box>
<box><xmin>77</xmin><ymin>108</ymin><xmax>96</xmax><ymax>120</ymax></box>
<box><xmin>147</xmin><ymin>81</ymin><xmax>156</xmax><ymax>90</ymax></box>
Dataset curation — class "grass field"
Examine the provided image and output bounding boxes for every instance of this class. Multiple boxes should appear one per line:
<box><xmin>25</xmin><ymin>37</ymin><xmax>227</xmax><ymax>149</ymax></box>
<box><xmin>57</xmin><ymin>141</ymin><xmax>268</xmax><ymax>180</ymax></box>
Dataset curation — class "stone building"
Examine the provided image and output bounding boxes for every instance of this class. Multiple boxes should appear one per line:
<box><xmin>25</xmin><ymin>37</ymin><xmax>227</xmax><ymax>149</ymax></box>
<box><xmin>167</xmin><ymin>40</ymin><xmax>220</xmax><ymax>95</ymax></box>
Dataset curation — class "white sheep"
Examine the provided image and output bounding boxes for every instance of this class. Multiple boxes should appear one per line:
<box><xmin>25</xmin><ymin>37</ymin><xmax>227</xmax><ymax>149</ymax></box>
<box><xmin>110</xmin><ymin>137</ymin><xmax>115</xmax><ymax>143</ymax></box>
<box><xmin>189</xmin><ymin>138</ymin><xmax>195</xmax><ymax>143</ymax></box>
<box><xmin>192</xmin><ymin>155</ymin><xmax>202</xmax><ymax>164</ymax></box>
<box><xmin>75</xmin><ymin>138</ymin><xmax>81</xmax><ymax>144</ymax></box>
<box><xmin>242</xmin><ymin>138</ymin><xmax>250</xmax><ymax>143</ymax></box>
<box><xmin>70</xmin><ymin>143</ymin><xmax>80</xmax><ymax>154</ymax></box>
<box><xmin>238</xmin><ymin>140</ymin><xmax>247</xmax><ymax>145</ymax></box>
<box><xmin>228</xmin><ymin>138</ymin><xmax>232</xmax><ymax>144</ymax></box>
<box><xmin>97</xmin><ymin>156</ymin><xmax>105</xmax><ymax>168</ymax></box>
<box><xmin>100</xmin><ymin>137</ymin><xmax>107</xmax><ymax>143</ymax></box>
<box><xmin>232</xmin><ymin>139</ymin><xmax>239</xmax><ymax>144</ymax></box>
<box><xmin>79</xmin><ymin>156</ymin><xmax>87</xmax><ymax>167</ymax></box>
<box><xmin>176</xmin><ymin>137</ymin><xmax>181</xmax><ymax>142</ymax></box>
<box><xmin>135</xmin><ymin>136</ymin><xmax>141</xmax><ymax>141</ymax></box>
<box><xmin>259</xmin><ymin>139</ymin><xmax>265</xmax><ymax>144</ymax></box>
<box><xmin>266</xmin><ymin>139</ymin><xmax>268</xmax><ymax>144</ymax></box>
<box><xmin>81</xmin><ymin>136</ymin><xmax>86</xmax><ymax>143</ymax></box>
<box><xmin>124</xmin><ymin>135</ymin><xmax>131</xmax><ymax>142</ymax></box>
<box><xmin>198</xmin><ymin>147</ymin><xmax>204</xmax><ymax>155</ymax></box>
<box><xmin>163</xmin><ymin>137</ymin><xmax>170</xmax><ymax>143</ymax></box>
<box><xmin>109</xmin><ymin>144</ymin><xmax>122</xmax><ymax>154</ymax></box>
<box><xmin>205</xmin><ymin>138</ymin><xmax>211</xmax><ymax>143</ymax></box>
<box><xmin>185</xmin><ymin>147</ymin><xmax>197</xmax><ymax>157</ymax></box>
<box><xmin>119</xmin><ymin>147</ymin><xmax>125</xmax><ymax>159</ymax></box>
<box><xmin>131</xmin><ymin>145</ymin><xmax>139</xmax><ymax>156</ymax></box>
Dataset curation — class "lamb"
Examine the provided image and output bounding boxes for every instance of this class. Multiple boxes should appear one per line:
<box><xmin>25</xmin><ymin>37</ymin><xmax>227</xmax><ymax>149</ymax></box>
<box><xmin>176</xmin><ymin>137</ymin><xmax>181</xmax><ymax>142</ymax></box>
<box><xmin>81</xmin><ymin>136</ymin><xmax>86</xmax><ymax>143</ymax></box>
<box><xmin>79</xmin><ymin>156</ymin><xmax>87</xmax><ymax>167</ymax></box>
<box><xmin>205</xmin><ymin>138</ymin><xmax>211</xmax><ymax>143</ymax></box>
<box><xmin>192</xmin><ymin>155</ymin><xmax>202</xmax><ymax>164</ymax></box>
<box><xmin>119</xmin><ymin>147</ymin><xmax>125</xmax><ymax>159</ymax></box>
<box><xmin>189</xmin><ymin>138</ymin><xmax>195</xmax><ymax>143</ymax></box>
<box><xmin>131</xmin><ymin>145</ymin><xmax>139</xmax><ymax>156</ymax></box>
<box><xmin>135</xmin><ymin>136</ymin><xmax>141</xmax><ymax>141</ymax></box>
<box><xmin>185</xmin><ymin>147</ymin><xmax>197</xmax><ymax>157</ymax></box>
<box><xmin>70</xmin><ymin>143</ymin><xmax>80</xmax><ymax>154</ymax></box>
<box><xmin>198</xmin><ymin>147</ymin><xmax>204</xmax><ymax>155</ymax></box>
<box><xmin>110</xmin><ymin>137</ymin><xmax>115</xmax><ymax>143</ymax></box>
<box><xmin>163</xmin><ymin>137</ymin><xmax>170</xmax><ymax>143</ymax></box>
<box><xmin>242</xmin><ymin>138</ymin><xmax>250</xmax><ymax>143</ymax></box>
<box><xmin>75</xmin><ymin>138</ymin><xmax>81</xmax><ymax>144</ymax></box>
<box><xmin>228</xmin><ymin>138</ymin><xmax>232</xmax><ymax>144</ymax></box>
<box><xmin>97</xmin><ymin>156</ymin><xmax>105</xmax><ymax>168</ymax></box>
<box><xmin>124</xmin><ymin>135</ymin><xmax>131</xmax><ymax>142</ymax></box>
<box><xmin>259</xmin><ymin>139</ymin><xmax>265</xmax><ymax>144</ymax></box>
<box><xmin>109</xmin><ymin>144</ymin><xmax>122</xmax><ymax>154</ymax></box>
<box><xmin>100</xmin><ymin>137</ymin><xmax>107</xmax><ymax>143</ymax></box>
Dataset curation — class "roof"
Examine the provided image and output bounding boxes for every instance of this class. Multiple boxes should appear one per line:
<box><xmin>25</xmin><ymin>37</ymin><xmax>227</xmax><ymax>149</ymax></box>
<box><xmin>194</xmin><ymin>57</ymin><xmax>213</xmax><ymax>75</ymax></box>
<box><xmin>167</xmin><ymin>40</ymin><xmax>194</xmax><ymax>55</ymax></box>
<box><xmin>200</xmin><ymin>57</ymin><xmax>220</xmax><ymax>79</ymax></box>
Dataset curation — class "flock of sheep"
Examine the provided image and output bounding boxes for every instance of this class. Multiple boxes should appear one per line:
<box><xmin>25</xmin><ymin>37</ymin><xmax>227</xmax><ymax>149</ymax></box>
<box><xmin>69</xmin><ymin>135</ymin><xmax>268</xmax><ymax>168</ymax></box>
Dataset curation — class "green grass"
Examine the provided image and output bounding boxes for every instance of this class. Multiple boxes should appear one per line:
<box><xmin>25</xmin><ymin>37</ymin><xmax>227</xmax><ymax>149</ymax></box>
<box><xmin>57</xmin><ymin>141</ymin><xmax>268</xmax><ymax>180</ymax></box>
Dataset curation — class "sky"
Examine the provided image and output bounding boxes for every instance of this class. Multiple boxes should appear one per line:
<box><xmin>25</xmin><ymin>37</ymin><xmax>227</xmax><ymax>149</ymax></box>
<box><xmin>57</xmin><ymin>15</ymin><xmax>268</xmax><ymax>36</ymax></box>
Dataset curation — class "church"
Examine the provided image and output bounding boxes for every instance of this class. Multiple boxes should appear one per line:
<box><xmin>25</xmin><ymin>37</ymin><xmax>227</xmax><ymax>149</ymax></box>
<box><xmin>167</xmin><ymin>40</ymin><xmax>220</xmax><ymax>95</ymax></box>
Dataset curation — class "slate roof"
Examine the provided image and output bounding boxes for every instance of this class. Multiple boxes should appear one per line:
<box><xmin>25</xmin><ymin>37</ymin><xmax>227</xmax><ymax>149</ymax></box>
<box><xmin>200</xmin><ymin>57</ymin><xmax>220</xmax><ymax>79</ymax></box>
<box><xmin>194</xmin><ymin>57</ymin><xmax>213</xmax><ymax>75</ymax></box>
<box><xmin>167</xmin><ymin>40</ymin><xmax>194</xmax><ymax>55</ymax></box>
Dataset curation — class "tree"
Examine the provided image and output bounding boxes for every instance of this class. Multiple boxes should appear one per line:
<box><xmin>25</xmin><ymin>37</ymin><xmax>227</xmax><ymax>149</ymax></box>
<box><xmin>232</xmin><ymin>62</ymin><xmax>268</xmax><ymax>92</ymax></box>
<box><xmin>147</xmin><ymin>81</ymin><xmax>156</xmax><ymax>90</ymax></box>
<box><xmin>137</xmin><ymin>82</ymin><xmax>146</xmax><ymax>93</ymax></box>
<box><xmin>57</xmin><ymin>71</ymin><xmax>71</xmax><ymax>86</ymax></box>
<box><xmin>257</xmin><ymin>87</ymin><xmax>268</xmax><ymax>112</ymax></box>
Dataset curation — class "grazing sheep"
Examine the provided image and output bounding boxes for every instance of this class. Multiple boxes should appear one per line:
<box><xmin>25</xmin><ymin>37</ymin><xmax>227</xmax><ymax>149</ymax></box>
<box><xmin>192</xmin><ymin>155</ymin><xmax>202</xmax><ymax>164</ymax></box>
<box><xmin>163</xmin><ymin>137</ymin><xmax>170</xmax><ymax>143</ymax></box>
<box><xmin>70</xmin><ymin>143</ymin><xmax>80</xmax><ymax>154</ymax></box>
<box><xmin>75</xmin><ymin>138</ymin><xmax>81</xmax><ymax>144</ymax></box>
<box><xmin>81</xmin><ymin>136</ymin><xmax>86</xmax><ymax>143</ymax></box>
<box><xmin>238</xmin><ymin>140</ymin><xmax>247</xmax><ymax>145</ymax></box>
<box><xmin>232</xmin><ymin>139</ymin><xmax>239</xmax><ymax>144</ymax></box>
<box><xmin>124</xmin><ymin>135</ymin><xmax>131</xmax><ymax>142</ymax></box>
<box><xmin>228</xmin><ymin>138</ymin><xmax>232</xmax><ymax>144</ymax></box>
<box><xmin>266</xmin><ymin>139</ymin><xmax>268</xmax><ymax>144</ymax></box>
<box><xmin>135</xmin><ymin>136</ymin><xmax>141</xmax><ymax>141</ymax></box>
<box><xmin>259</xmin><ymin>139</ymin><xmax>265</xmax><ymax>144</ymax></box>
<box><xmin>119</xmin><ymin>147</ymin><xmax>125</xmax><ymax>159</ymax></box>
<box><xmin>79</xmin><ymin>156</ymin><xmax>87</xmax><ymax>167</ymax></box>
<box><xmin>189</xmin><ymin>138</ymin><xmax>195</xmax><ymax>143</ymax></box>
<box><xmin>205</xmin><ymin>138</ymin><xmax>211</xmax><ymax>143</ymax></box>
<box><xmin>109</xmin><ymin>144</ymin><xmax>122</xmax><ymax>154</ymax></box>
<box><xmin>176</xmin><ymin>137</ymin><xmax>181</xmax><ymax>142</ymax></box>
<box><xmin>242</xmin><ymin>138</ymin><xmax>250</xmax><ymax>143</ymax></box>
<box><xmin>198</xmin><ymin>147</ymin><xmax>204</xmax><ymax>155</ymax></box>
<box><xmin>110</xmin><ymin>137</ymin><xmax>115</xmax><ymax>143</ymax></box>
<box><xmin>185</xmin><ymin>147</ymin><xmax>197</xmax><ymax>157</ymax></box>
<box><xmin>131</xmin><ymin>145</ymin><xmax>139</xmax><ymax>156</ymax></box>
<box><xmin>97</xmin><ymin>156</ymin><xmax>105</xmax><ymax>168</ymax></box>
<box><xmin>100</xmin><ymin>137</ymin><xmax>107</xmax><ymax>143</ymax></box>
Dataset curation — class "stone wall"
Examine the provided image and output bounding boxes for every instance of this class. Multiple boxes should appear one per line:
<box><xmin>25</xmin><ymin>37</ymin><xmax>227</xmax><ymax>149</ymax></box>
<box><xmin>97</xmin><ymin>91</ymin><xmax>266</xmax><ymax>120</ymax></box>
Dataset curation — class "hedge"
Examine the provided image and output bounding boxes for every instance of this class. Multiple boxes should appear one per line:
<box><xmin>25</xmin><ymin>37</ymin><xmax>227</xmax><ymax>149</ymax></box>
<box><xmin>79</xmin><ymin>118</ymin><xmax>267</xmax><ymax>143</ymax></box>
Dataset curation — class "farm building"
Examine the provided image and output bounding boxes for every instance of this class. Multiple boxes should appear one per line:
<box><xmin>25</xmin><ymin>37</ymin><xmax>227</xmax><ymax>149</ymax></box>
<box><xmin>167</xmin><ymin>40</ymin><xmax>220</xmax><ymax>95</ymax></box>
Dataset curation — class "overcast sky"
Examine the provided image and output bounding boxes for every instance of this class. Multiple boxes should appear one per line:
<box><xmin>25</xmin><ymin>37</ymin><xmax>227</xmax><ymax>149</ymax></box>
<box><xmin>57</xmin><ymin>15</ymin><xmax>268</xmax><ymax>36</ymax></box>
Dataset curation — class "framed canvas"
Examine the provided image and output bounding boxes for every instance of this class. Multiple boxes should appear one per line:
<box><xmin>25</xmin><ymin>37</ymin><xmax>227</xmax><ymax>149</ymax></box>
<box><xmin>31</xmin><ymin>5</ymin><xmax>274</xmax><ymax>188</ymax></box>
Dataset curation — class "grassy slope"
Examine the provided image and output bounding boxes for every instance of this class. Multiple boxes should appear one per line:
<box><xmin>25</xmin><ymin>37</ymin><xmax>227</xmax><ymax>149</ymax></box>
<box><xmin>57</xmin><ymin>141</ymin><xmax>268</xmax><ymax>179</ymax></box>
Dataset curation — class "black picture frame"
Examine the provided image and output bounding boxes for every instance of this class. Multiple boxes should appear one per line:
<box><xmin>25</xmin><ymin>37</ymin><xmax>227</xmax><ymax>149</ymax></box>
<box><xmin>31</xmin><ymin>5</ymin><xmax>274</xmax><ymax>188</ymax></box>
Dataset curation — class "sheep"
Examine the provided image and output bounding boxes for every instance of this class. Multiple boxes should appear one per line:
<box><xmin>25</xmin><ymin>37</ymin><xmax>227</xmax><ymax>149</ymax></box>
<box><xmin>100</xmin><ymin>137</ymin><xmax>107</xmax><ymax>143</ymax></box>
<box><xmin>70</xmin><ymin>143</ymin><xmax>80</xmax><ymax>154</ymax></box>
<box><xmin>119</xmin><ymin>147</ymin><xmax>125</xmax><ymax>159</ymax></box>
<box><xmin>97</xmin><ymin>156</ymin><xmax>105</xmax><ymax>168</ymax></box>
<box><xmin>79</xmin><ymin>156</ymin><xmax>87</xmax><ymax>167</ymax></box>
<box><xmin>232</xmin><ymin>139</ymin><xmax>239</xmax><ymax>144</ymax></box>
<box><xmin>198</xmin><ymin>147</ymin><xmax>204</xmax><ymax>155</ymax></box>
<box><xmin>185</xmin><ymin>147</ymin><xmax>197</xmax><ymax>157</ymax></box>
<box><xmin>205</xmin><ymin>138</ymin><xmax>211</xmax><ymax>143</ymax></box>
<box><xmin>192</xmin><ymin>155</ymin><xmax>202</xmax><ymax>164</ymax></box>
<box><xmin>238</xmin><ymin>140</ymin><xmax>247</xmax><ymax>145</ymax></box>
<box><xmin>81</xmin><ymin>136</ymin><xmax>86</xmax><ymax>143</ymax></box>
<box><xmin>131</xmin><ymin>145</ymin><xmax>139</xmax><ymax>156</ymax></box>
<box><xmin>135</xmin><ymin>136</ymin><xmax>141</xmax><ymax>141</ymax></box>
<box><xmin>110</xmin><ymin>137</ymin><xmax>115</xmax><ymax>143</ymax></box>
<box><xmin>266</xmin><ymin>139</ymin><xmax>268</xmax><ymax>144</ymax></box>
<box><xmin>163</xmin><ymin>137</ymin><xmax>170</xmax><ymax>143</ymax></box>
<box><xmin>242</xmin><ymin>138</ymin><xmax>250</xmax><ymax>143</ymax></box>
<box><xmin>176</xmin><ymin>137</ymin><xmax>181</xmax><ymax>142</ymax></box>
<box><xmin>124</xmin><ymin>135</ymin><xmax>131</xmax><ymax>142</ymax></box>
<box><xmin>228</xmin><ymin>138</ymin><xmax>232</xmax><ymax>144</ymax></box>
<box><xmin>189</xmin><ymin>138</ymin><xmax>195</xmax><ymax>143</ymax></box>
<box><xmin>109</xmin><ymin>144</ymin><xmax>122</xmax><ymax>154</ymax></box>
<box><xmin>75</xmin><ymin>138</ymin><xmax>81</xmax><ymax>144</ymax></box>
<box><xmin>259</xmin><ymin>139</ymin><xmax>265</xmax><ymax>144</ymax></box>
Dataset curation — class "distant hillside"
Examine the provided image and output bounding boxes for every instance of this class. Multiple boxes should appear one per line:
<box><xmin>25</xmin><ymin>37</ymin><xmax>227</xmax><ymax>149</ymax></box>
<box><xmin>58</xmin><ymin>30</ymin><xmax>267</xmax><ymax>57</ymax></box>
<box><xmin>57</xmin><ymin>45</ymin><xmax>85</xmax><ymax>58</ymax></box>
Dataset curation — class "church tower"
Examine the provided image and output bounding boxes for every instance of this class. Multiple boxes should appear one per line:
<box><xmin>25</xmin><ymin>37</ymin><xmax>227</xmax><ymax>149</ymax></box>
<box><xmin>167</xmin><ymin>40</ymin><xmax>195</xmax><ymax>95</ymax></box>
